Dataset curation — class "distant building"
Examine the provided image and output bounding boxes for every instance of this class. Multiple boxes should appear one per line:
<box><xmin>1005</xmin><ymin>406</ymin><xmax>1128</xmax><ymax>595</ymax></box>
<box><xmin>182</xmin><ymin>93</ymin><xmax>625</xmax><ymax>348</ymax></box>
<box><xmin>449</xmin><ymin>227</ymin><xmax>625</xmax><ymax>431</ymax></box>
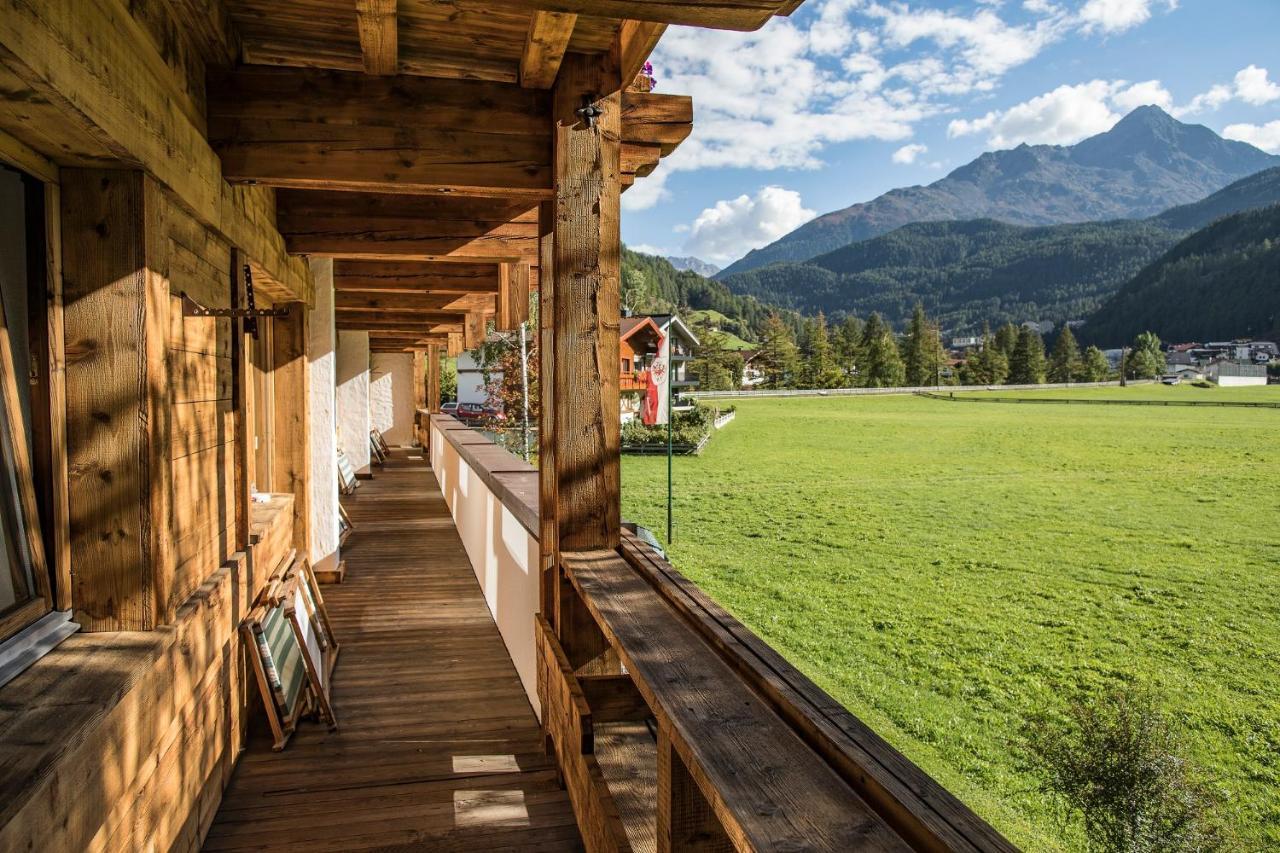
<box><xmin>618</xmin><ymin>314</ymin><xmax>700</xmax><ymax>422</ymax></box>
<box><xmin>951</xmin><ymin>335</ymin><xmax>981</xmax><ymax>349</ymax></box>
<box><xmin>1021</xmin><ymin>320</ymin><xmax>1054</xmax><ymax>335</ymax></box>
<box><xmin>1205</xmin><ymin>359</ymin><xmax>1267</xmax><ymax>386</ymax></box>
<box><xmin>741</xmin><ymin>350</ymin><xmax>766</xmax><ymax>387</ymax></box>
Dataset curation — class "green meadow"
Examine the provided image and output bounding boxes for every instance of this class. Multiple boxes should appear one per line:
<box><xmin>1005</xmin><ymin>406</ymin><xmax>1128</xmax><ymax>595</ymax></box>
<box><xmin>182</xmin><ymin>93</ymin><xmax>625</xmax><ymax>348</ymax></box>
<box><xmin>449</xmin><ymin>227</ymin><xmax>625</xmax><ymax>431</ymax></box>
<box><xmin>621</xmin><ymin>386</ymin><xmax>1280</xmax><ymax>850</ymax></box>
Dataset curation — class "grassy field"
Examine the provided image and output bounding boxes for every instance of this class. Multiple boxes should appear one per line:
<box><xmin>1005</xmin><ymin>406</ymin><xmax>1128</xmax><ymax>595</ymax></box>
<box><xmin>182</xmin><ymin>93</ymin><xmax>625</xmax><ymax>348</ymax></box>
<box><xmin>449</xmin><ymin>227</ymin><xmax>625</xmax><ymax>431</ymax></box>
<box><xmin>621</xmin><ymin>385</ymin><xmax>1280</xmax><ymax>849</ymax></box>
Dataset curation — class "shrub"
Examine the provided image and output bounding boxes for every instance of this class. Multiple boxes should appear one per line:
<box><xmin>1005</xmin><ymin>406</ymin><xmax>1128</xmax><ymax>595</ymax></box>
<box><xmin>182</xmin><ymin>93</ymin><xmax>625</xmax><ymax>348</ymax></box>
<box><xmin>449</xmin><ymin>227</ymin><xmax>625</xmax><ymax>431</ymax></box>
<box><xmin>622</xmin><ymin>404</ymin><xmax>716</xmax><ymax>447</ymax></box>
<box><xmin>1022</xmin><ymin>686</ymin><xmax>1224</xmax><ymax>852</ymax></box>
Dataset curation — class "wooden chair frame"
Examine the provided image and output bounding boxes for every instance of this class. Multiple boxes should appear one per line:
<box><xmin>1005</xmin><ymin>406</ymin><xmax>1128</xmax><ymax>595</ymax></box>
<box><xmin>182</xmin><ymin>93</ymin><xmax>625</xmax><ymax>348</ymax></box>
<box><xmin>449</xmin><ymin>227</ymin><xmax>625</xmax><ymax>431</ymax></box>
<box><xmin>242</xmin><ymin>602</ymin><xmax>311</xmax><ymax>751</ymax></box>
<box><xmin>283</xmin><ymin>572</ymin><xmax>338</xmax><ymax>731</ymax></box>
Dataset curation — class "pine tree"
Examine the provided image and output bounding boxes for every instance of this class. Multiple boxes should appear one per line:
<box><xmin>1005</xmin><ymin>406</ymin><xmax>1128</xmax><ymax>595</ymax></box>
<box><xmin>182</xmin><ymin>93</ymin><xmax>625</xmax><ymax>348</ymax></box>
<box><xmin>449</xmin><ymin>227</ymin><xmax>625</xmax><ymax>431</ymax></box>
<box><xmin>903</xmin><ymin>303</ymin><xmax>933</xmax><ymax>387</ymax></box>
<box><xmin>834</xmin><ymin>315</ymin><xmax>864</xmax><ymax>381</ymax></box>
<box><xmin>1125</xmin><ymin>331</ymin><xmax>1165</xmax><ymax>379</ymax></box>
<box><xmin>959</xmin><ymin>324</ymin><xmax>1008</xmax><ymax>385</ymax></box>
<box><xmin>757</xmin><ymin>313</ymin><xmax>799</xmax><ymax>389</ymax></box>
<box><xmin>860</xmin><ymin>315</ymin><xmax>906</xmax><ymax>388</ymax></box>
<box><xmin>1048</xmin><ymin>325</ymin><xmax>1081</xmax><ymax>383</ymax></box>
<box><xmin>1079</xmin><ymin>345</ymin><xmax>1111</xmax><ymax>382</ymax></box>
<box><xmin>1008</xmin><ymin>327</ymin><xmax>1047</xmax><ymax>384</ymax></box>
<box><xmin>800</xmin><ymin>312</ymin><xmax>843</xmax><ymax>389</ymax></box>
<box><xmin>994</xmin><ymin>322</ymin><xmax>1020</xmax><ymax>361</ymax></box>
<box><xmin>690</xmin><ymin>317</ymin><xmax>745</xmax><ymax>391</ymax></box>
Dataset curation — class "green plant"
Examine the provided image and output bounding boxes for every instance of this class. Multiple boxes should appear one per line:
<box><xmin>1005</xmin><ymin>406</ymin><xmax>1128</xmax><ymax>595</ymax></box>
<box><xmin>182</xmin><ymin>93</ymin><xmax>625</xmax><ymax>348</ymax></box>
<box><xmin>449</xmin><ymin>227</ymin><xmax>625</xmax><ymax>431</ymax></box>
<box><xmin>1022</xmin><ymin>687</ymin><xmax>1224</xmax><ymax>852</ymax></box>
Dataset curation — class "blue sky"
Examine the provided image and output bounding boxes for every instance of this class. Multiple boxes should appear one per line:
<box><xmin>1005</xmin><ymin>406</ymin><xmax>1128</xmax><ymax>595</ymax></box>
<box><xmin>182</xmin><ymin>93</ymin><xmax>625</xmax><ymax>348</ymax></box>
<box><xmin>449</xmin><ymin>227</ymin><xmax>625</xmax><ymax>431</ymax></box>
<box><xmin>621</xmin><ymin>0</ymin><xmax>1280</xmax><ymax>267</ymax></box>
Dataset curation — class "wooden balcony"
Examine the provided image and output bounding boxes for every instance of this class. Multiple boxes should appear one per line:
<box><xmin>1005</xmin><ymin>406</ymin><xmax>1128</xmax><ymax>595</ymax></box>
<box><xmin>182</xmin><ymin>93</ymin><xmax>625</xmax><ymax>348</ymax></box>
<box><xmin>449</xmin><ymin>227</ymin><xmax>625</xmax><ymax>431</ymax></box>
<box><xmin>206</xmin><ymin>450</ymin><xmax>578</xmax><ymax>851</ymax></box>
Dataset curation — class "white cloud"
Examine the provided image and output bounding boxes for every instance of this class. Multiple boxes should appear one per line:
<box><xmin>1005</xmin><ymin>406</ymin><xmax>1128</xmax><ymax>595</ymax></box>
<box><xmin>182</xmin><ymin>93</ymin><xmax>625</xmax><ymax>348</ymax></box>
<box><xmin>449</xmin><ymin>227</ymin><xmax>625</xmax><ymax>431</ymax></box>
<box><xmin>1176</xmin><ymin>65</ymin><xmax>1280</xmax><ymax>116</ymax></box>
<box><xmin>948</xmin><ymin>80</ymin><xmax>1123</xmax><ymax>147</ymax></box>
<box><xmin>1112</xmin><ymin>79</ymin><xmax>1173</xmax><ymax>112</ymax></box>
<box><xmin>627</xmin><ymin>243</ymin><xmax>673</xmax><ymax>257</ymax></box>
<box><xmin>1078</xmin><ymin>0</ymin><xmax>1158</xmax><ymax>34</ymax></box>
<box><xmin>682</xmin><ymin>187</ymin><xmax>816</xmax><ymax>265</ymax></box>
<box><xmin>1233</xmin><ymin>65</ymin><xmax>1280</xmax><ymax>106</ymax></box>
<box><xmin>620</xmin><ymin>170</ymin><xmax>671</xmax><ymax>212</ymax></box>
<box><xmin>892</xmin><ymin>143</ymin><xmax>928</xmax><ymax>164</ymax></box>
<box><xmin>1222</xmin><ymin>120</ymin><xmax>1280</xmax><ymax>153</ymax></box>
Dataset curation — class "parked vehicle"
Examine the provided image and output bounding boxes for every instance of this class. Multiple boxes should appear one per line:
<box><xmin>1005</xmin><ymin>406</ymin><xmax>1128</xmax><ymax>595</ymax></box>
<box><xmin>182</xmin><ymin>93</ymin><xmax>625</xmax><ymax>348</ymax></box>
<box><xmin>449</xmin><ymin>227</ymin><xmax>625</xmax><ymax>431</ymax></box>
<box><xmin>456</xmin><ymin>402</ymin><xmax>486</xmax><ymax>421</ymax></box>
<box><xmin>441</xmin><ymin>401</ymin><xmax>459</xmax><ymax>415</ymax></box>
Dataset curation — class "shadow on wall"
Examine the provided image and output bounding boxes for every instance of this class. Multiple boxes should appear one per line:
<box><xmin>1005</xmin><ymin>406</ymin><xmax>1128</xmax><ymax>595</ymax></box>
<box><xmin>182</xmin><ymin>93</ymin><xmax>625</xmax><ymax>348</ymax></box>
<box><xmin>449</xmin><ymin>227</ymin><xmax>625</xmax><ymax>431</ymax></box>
<box><xmin>369</xmin><ymin>353</ymin><xmax>415</xmax><ymax>446</ymax></box>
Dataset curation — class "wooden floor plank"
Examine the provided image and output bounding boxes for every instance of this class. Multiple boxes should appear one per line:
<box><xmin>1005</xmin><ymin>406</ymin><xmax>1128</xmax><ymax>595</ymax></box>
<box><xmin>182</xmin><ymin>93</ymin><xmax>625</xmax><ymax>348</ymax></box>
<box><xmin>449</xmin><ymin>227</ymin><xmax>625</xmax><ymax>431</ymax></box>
<box><xmin>206</xmin><ymin>451</ymin><xmax>581</xmax><ymax>851</ymax></box>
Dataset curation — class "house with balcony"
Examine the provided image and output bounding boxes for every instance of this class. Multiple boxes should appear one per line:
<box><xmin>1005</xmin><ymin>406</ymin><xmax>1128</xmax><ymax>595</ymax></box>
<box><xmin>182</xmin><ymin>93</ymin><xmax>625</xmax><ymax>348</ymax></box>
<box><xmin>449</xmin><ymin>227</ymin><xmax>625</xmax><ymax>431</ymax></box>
<box><xmin>0</xmin><ymin>3</ymin><xmax>1014</xmax><ymax>852</ymax></box>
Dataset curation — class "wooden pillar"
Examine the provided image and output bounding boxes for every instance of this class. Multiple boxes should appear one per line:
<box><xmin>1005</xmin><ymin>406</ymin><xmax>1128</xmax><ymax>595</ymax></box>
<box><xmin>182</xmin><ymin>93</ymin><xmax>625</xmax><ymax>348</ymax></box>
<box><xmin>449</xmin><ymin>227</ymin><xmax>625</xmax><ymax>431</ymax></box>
<box><xmin>537</xmin><ymin>200</ymin><xmax>557</xmax><ymax>618</ymax></box>
<box><xmin>62</xmin><ymin>169</ymin><xmax>173</xmax><ymax>631</ymax></box>
<box><xmin>413</xmin><ymin>349</ymin><xmax>427</xmax><ymax>412</ymax></box>
<box><xmin>272</xmin><ymin>303</ymin><xmax>310</xmax><ymax>554</ymax></box>
<box><xmin>657</xmin><ymin>727</ymin><xmax>732</xmax><ymax>852</ymax></box>
<box><xmin>427</xmin><ymin>343</ymin><xmax>442</xmax><ymax>414</ymax></box>
<box><xmin>549</xmin><ymin>52</ymin><xmax>622</xmax><ymax>554</ymax></box>
<box><xmin>231</xmin><ymin>248</ymin><xmax>254</xmax><ymax>553</ymax></box>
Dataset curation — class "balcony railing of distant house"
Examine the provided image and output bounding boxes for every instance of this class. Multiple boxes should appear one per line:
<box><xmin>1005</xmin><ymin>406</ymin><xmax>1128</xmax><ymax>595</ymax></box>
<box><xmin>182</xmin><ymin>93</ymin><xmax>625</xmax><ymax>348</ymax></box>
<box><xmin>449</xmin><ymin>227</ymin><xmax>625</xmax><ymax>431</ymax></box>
<box><xmin>427</xmin><ymin>413</ymin><xmax>1016</xmax><ymax>853</ymax></box>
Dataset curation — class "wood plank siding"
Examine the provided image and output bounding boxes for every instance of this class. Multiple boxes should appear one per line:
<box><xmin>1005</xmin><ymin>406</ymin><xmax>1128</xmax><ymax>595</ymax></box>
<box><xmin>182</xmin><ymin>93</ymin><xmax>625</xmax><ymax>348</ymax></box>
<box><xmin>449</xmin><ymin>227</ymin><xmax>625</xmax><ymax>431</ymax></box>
<box><xmin>205</xmin><ymin>451</ymin><xmax>581</xmax><ymax>852</ymax></box>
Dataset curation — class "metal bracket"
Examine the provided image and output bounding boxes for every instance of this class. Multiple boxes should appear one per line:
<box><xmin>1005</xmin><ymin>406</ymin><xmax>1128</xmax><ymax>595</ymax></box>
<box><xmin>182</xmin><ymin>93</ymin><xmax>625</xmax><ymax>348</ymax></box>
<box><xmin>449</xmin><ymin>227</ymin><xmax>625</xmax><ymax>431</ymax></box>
<box><xmin>180</xmin><ymin>293</ymin><xmax>287</xmax><ymax>320</ymax></box>
<box><xmin>576</xmin><ymin>95</ymin><xmax>604</xmax><ymax>130</ymax></box>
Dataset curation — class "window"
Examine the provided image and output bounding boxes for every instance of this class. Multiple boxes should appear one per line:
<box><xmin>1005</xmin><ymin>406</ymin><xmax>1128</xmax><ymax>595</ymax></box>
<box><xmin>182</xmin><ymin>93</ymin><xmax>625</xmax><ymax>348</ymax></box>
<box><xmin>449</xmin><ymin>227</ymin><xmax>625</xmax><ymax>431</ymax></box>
<box><xmin>0</xmin><ymin>165</ymin><xmax>53</xmax><ymax>643</ymax></box>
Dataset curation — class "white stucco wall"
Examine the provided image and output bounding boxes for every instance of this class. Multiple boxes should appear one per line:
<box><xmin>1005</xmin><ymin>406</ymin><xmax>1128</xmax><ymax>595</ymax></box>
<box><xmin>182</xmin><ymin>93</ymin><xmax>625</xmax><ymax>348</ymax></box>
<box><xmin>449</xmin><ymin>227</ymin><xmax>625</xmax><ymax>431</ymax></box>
<box><xmin>307</xmin><ymin>258</ymin><xmax>340</xmax><ymax>575</ymax></box>
<box><xmin>335</xmin><ymin>331</ymin><xmax>371</xmax><ymax>475</ymax></box>
<box><xmin>370</xmin><ymin>353</ymin><xmax>415</xmax><ymax>446</ymax></box>
<box><xmin>431</xmin><ymin>421</ymin><xmax>541</xmax><ymax>718</ymax></box>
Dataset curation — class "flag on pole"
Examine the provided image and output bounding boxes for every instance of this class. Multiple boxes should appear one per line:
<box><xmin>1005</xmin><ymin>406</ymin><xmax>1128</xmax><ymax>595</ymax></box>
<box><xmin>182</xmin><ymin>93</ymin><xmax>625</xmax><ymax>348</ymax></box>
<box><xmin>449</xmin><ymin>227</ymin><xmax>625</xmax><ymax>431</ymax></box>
<box><xmin>642</xmin><ymin>332</ymin><xmax>670</xmax><ymax>426</ymax></box>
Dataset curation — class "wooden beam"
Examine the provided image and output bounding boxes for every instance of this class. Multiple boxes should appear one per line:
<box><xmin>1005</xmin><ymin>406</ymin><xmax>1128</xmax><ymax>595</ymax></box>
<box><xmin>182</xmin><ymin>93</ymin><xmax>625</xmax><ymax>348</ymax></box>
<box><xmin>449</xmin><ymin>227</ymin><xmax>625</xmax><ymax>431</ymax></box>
<box><xmin>334</xmin><ymin>261</ymin><xmax>504</xmax><ymax>294</ymax></box>
<box><xmin>356</xmin><ymin>0</ymin><xmax>398</xmax><ymax>75</ymax></box>
<box><xmin>496</xmin><ymin>263</ymin><xmax>515</xmax><ymax>331</ymax></box>
<box><xmin>622</xmin><ymin>92</ymin><xmax>694</xmax><ymax>153</ymax></box>
<box><xmin>278</xmin><ymin>190</ymin><xmax>541</xmax><ymax>262</ymax></box>
<box><xmin>412</xmin><ymin>349</ymin><xmax>426</xmax><ymax>412</ymax></box>
<box><xmin>549</xmin><ymin>53</ymin><xmax>622</xmax><ymax>552</ymax></box>
<box><xmin>336</xmin><ymin>309</ymin><xmax>468</xmax><ymax>327</ymax></box>
<box><xmin>521</xmin><ymin>11</ymin><xmax>577</xmax><ymax>89</ymax></box>
<box><xmin>496</xmin><ymin>1</ymin><xmax>778</xmax><ymax>30</ymax></box>
<box><xmin>338</xmin><ymin>320</ymin><xmax>462</xmax><ymax>334</ymax></box>
<box><xmin>464</xmin><ymin>312</ymin><xmax>487</xmax><ymax>349</ymax></box>
<box><xmin>0</xmin><ymin>0</ymin><xmax>310</xmax><ymax>302</ymax></box>
<box><xmin>619</xmin><ymin>20</ymin><xmax>667</xmax><ymax>83</ymax></box>
<box><xmin>62</xmin><ymin>170</ymin><xmax>173</xmax><ymax>631</ymax></box>
<box><xmin>335</xmin><ymin>290</ymin><xmax>493</xmax><ymax>312</ymax></box>
<box><xmin>537</xmin><ymin>200</ymin><xmax>557</xmax><ymax>616</ymax></box>
<box><xmin>427</xmin><ymin>344</ymin><xmax>442</xmax><ymax>414</ymax></box>
<box><xmin>657</xmin><ymin>724</ymin><xmax>733</xmax><ymax>851</ymax></box>
<box><xmin>447</xmin><ymin>331</ymin><xmax>464</xmax><ymax>358</ymax></box>
<box><xmin>622</xmin><ymin>142</ymin><xmax>662</xmax><ymax>180</ymax></box>
<box><xmin>208</xmin><ymin>67</ymin><xmax>553</xmax><ymax>198</ymax></box>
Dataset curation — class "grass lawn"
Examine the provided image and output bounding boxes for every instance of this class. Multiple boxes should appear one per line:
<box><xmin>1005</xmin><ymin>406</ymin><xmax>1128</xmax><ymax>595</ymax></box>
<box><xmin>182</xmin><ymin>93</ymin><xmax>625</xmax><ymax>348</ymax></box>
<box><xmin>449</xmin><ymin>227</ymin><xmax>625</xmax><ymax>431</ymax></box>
<box><xmin>621</xmin><ymin>386</ymin><xmax>1280</xmax><ymax>849</ymax></box>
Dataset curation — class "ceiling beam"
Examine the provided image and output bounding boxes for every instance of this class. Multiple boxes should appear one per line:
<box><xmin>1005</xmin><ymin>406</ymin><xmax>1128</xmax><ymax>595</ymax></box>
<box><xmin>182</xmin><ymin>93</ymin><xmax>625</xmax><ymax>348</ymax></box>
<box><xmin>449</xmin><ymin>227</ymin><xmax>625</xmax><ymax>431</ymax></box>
<box><xmin>336</xmin><ymin>290</ymin><xmax>494</xmax><ymax>312</ymax></box>
<box><xmin>208</xmin><ymin>67</ymin><xmax>552</xmax><ymax>198</ymax></box>
<box><xmin>520</xmin><ymin>11</ymin><xmax>576</xmax><ymax>89</ymax></box>
<box><xmin>619</xmin><ymin>20</ymin><xmax>667</xmax><ymax>83</ymax></box>
<box><xmin>278</xmin><ymin>190</ymin><xmax>540</xmax><ymax>262</ymax></box>
<box><xmin>334</xmin><ymin>260</ymin><xmax>506</xmax><ymax>294</ymax></box>
<box><xmin>337</xmin><ymin>308</ymin><xmax>467</xmax><ymax>325</ymax></box>
<box><xmin>356</xmin><ymin>0</ymin><xmax>398</xmax><ymax>75</ymax></box>
<box><xmin>494</xmin><ymin>1</ymin><xmax>778</xmax><ymax>30</ymax></box>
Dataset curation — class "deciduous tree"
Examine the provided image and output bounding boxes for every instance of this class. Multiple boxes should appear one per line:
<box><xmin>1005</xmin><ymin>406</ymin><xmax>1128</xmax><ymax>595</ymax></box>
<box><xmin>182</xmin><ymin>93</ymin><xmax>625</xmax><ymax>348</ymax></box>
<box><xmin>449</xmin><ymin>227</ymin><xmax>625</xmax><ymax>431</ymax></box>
<box><xmin>1126</xmin><ymin>331</ymin><xmax>1166</xmax><ymax>380</ymax></box>
<box><xmin>1079</xmin><ymin>345</ymin><xmax>1112</xmax><ymax>382</ymax></box>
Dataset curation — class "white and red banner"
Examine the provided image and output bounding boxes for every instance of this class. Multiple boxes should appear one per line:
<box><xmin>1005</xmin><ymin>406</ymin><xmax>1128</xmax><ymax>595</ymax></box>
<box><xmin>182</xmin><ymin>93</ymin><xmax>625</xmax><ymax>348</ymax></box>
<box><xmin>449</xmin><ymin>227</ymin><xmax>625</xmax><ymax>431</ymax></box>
<box><xmin>642</xmin><ymin>332</ymin><xmax>670</xmax><ymax>426</ymax></box>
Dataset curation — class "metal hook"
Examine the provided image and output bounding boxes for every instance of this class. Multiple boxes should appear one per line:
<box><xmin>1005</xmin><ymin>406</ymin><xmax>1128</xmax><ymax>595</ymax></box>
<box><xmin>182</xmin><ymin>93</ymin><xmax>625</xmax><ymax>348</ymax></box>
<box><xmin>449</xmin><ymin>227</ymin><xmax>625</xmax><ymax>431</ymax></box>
<box><xmin>576</xmin><ymin>95</ymin><xmax>603</xmax><ymax>130</ymax></box>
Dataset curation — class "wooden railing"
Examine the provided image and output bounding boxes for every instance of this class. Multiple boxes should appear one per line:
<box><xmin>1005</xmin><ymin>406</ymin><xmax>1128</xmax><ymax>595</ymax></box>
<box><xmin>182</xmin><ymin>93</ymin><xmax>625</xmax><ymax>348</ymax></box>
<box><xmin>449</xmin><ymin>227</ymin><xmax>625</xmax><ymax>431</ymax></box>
<box><xmin>433</xmin><ymin>414</ymin><xmax>1017</xmax><ymax>852</ymax></box>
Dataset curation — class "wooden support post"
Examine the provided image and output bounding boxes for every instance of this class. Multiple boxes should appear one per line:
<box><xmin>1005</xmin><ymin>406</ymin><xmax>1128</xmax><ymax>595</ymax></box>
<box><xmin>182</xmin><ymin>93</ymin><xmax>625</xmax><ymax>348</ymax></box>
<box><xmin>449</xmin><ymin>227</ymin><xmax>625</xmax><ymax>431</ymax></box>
<box><xmin>496</xmin><ymin>262</ymin><xmax>515</xmax><ymax>331</ymax></box>
<box><xmin>427</xmin><ymin>344</ymin><xmax>442</xmax><ymax>415</ymax></box>
<box><xmin>657</xmin><ymin>726</ymin><xmax>732</xmax><ymax>853</ymax></box>
<box><xmin>272</xmin><ymin>303</ymin><xmax>310</xmax><ymax>555</ymax></box>
<box><xmin>231</xmin><ymin>247</ymin><xmax>254</xmax><ymax>553</ymax></box>
<box><xmin>412</xmin><ymin>349</ymin><xmax>427</xmax><ymax>411</ymax></box>
<box><xmin>537</xmin><ymin>200</ymin><xmax>557</xmax><ymax>617</ymax></box>
<box><xmin>62</xmin><ymin>169</ymin><xmax>174</xmax><ymax>630</ymax></box>
<box><xmin>549</xmin><ymin>52</ymin><xmax>622</xmax><ymax>554</ymax></box>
